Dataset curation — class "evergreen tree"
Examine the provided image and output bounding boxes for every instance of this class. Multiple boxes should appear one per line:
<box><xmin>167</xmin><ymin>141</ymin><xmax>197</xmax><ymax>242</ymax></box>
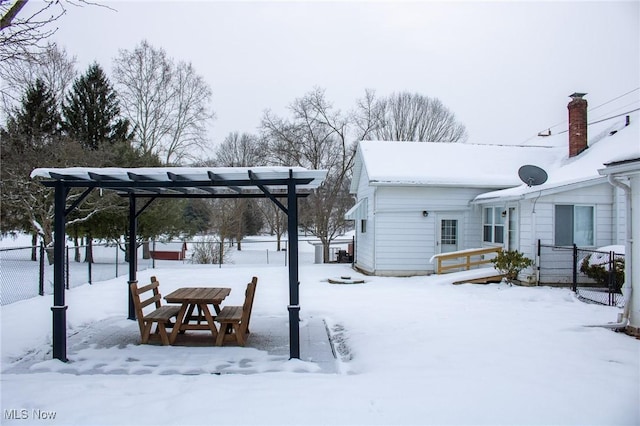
<box><xmin>62</xmin><ymin>62</ymin><xmax>131</xmax><ymax>150</ymax></box>
<box><xmin>4</xmin><ymin>78</ymin><xmax>60</xmax><ymax>151</ymax></box>
<box><xmin>1</xmin><ymin>79</ymin><xmax>61</xmax><ymax>236</ymax></box>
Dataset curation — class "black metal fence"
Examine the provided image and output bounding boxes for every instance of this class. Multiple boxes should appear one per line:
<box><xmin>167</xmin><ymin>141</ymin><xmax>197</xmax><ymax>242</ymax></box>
<box><xmin>0</xmin><ymin>242</ymin><xmax>153</xmax><ymax>306</ymax></box>
<box><xmin>538</xmin><ymin>240</ymin><xmax>625</xmax><ymax>306</ymax></box>
<box><xmin>0</xmin><ymin>237</ymin><xmax>352</xmax><ymax>306</ymax></box>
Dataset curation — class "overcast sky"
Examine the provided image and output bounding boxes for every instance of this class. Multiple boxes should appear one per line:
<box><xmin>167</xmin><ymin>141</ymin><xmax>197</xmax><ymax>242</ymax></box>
<box><xmin>46</xmin><ymin>0</ymin><xmax>639</xmax><ymax>153</ymax></box>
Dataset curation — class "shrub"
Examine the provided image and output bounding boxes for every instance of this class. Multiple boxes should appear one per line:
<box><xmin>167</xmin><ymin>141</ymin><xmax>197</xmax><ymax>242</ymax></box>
<box><xmin>579</xmin><ymin>254</ymin><xmax>624</xmax><ymax>293</ymax></box>
<box><xmin>190</xmin><ymin>237</ymin><xmax>229</xmax><ymax>264</ymax></box>
<box><xmin>490</xmin><ymin>250</ymin><xmax>533</xmax><ymax>285</ymax></box>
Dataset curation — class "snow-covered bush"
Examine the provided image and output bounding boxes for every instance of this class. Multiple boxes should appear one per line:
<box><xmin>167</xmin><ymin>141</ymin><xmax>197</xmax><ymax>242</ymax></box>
<box><xmin>190</xmin><ymin>237</ymin><xmax>228</xmax><ymax>264</ymax></box>
<box><xmin>490</xmin><ymin>250</ymin><xmax>533</xmax><ymax>285</ymax></box>
<box><xmin>579</xmin><ymin>252</ymin><xmax>624</xmax><ymax>292</ymax></box>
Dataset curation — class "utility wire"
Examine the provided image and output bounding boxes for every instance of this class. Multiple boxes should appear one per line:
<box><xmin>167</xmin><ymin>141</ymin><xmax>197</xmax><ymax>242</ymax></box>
<box><xmin>525</xmin><ymin>88</ymin><xmax>640</xmax><ymax>142</ymax></box>
<box><xmin>590</xmin><ymin>99</ymin><xmax>640</xmax><ymax>121</ymax></box>
<box><xmin>588</xmin><ymin>87</ymin><xmax>640</xmax><ymax>112</ymax></box>
<box><xmin>555</xmin><ymin>107</ymin><xmax>640</xmax><ymax>135</ymax></box>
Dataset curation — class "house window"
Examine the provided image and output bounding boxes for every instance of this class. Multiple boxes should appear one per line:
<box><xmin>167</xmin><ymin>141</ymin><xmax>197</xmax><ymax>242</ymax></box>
<box><xmin>361</xmin><ymin>219</ymin><xmax>367</xmax><ymax>234</ymax></box>
<box><xmin>441</xmin><ymin>220</ymin><xmax>457</xmax><ymax>245</ymax></box>
<box><xmin>555</xmin><ymin>205</ymin><xmax>594</xmax><ymax>246</ymax></box>
<box><xmin>483</xmin><ymin>207</ymin><xmax>504</xmax><ymax>244</ymax></box>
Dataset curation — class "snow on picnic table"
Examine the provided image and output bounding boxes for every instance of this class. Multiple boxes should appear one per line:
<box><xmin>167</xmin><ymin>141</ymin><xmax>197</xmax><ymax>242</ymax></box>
<box><xmin>1</xmin><ymin>261</ymin><xmax>639</xmax><ymax>426</ymax></box>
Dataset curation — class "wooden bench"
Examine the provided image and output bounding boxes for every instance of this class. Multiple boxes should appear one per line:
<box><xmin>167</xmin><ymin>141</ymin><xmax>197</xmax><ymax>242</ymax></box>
<box><xmin>215</xmin><ymin>277</ymin><xmax>258</xmax><ymax>346</ymax></box>
<box><xmin>130</xmin><ymin>277</ymin><xmax>181</xmax><ymax>345</ymax></box>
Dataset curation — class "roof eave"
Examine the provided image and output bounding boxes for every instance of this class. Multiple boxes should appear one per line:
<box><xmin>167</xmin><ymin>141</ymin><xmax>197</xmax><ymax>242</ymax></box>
<box><xmin>598</xmin><ymin>157</ymin><xmax>640</xmax><ymax>176</ymax></box>
<box><xmin>369</xmin><ymin>180</ymin><xmax>515</xmax><ymax>189</ymax></box>
<box><xmin>472</xmin><ymin>176</ymin><xmax>607</xmax><ymax>204</ymax></box>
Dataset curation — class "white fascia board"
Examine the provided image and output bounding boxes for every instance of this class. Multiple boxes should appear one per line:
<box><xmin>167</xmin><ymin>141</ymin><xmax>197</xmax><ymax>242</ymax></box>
<box><xmin>471</xmin><ymin>177</ymin><xmax>606</xmax><ymax>205</ymax></box>
<box><xmin>368</xmin><ymin>180</ymin><xmax>511</xmax><ymax>189</ymax></box>
<box><xmin>598</xmin><ymin>158</ymin><xmax>640</xmax><ymax>177</ymax></box>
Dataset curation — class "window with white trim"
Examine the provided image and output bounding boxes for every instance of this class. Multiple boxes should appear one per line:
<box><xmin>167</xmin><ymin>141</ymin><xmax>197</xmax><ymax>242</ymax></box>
<box><xmin>483</xmin><ymin>207</ymin><xmax>504</xmax><ymax>244</ymax></box>
<box><xmin>555</xmin><ymin>205</ymin><xmax>594</xmax><ymax>246</ymax></box>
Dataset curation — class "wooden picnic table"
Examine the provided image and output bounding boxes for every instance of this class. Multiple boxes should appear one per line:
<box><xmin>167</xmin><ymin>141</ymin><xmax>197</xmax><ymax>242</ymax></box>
<box><xmin>164</xmin><ymin>287</ymin><xmax>231</xmax><ymax>345</ymax></box>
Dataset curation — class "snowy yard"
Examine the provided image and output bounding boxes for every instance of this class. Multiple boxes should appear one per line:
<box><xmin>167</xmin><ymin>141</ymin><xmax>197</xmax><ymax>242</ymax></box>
<box><xmin>1</xmin><ymin>259</ymin><xmax>639</xmax><ymax>425</ymax></box>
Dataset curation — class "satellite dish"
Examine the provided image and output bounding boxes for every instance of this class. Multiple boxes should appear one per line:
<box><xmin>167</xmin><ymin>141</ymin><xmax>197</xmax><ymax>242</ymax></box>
<box><xmin>518</xmin><ymin>165</ymin><xmax>548</xmax><ymax>187</ymax></box>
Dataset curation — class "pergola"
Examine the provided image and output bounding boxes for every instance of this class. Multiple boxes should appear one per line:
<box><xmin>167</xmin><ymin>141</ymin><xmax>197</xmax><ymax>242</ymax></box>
<box><xmin>30</xmin><ymin>166</ymin><xmax>328</xmax><ymax>361</ymax></box>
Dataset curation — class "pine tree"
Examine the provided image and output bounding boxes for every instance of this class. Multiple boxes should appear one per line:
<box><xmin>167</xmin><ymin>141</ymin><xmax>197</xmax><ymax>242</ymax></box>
<box><xmin>62</xmin><ymin>62</ymin><xmax>131</xmax><ymax>150</ymax></box>
<box><xmin>1</xmin><ymin>79</ymin><xmax>62</xmax><ymax>235</ymax></box>
<box><xmin>5</xmin><ymin>78</ymin><xmax>60</xmax><ymax>151</ymax></box>
<box><xmin>0</xmin><ymin>78</ymin><xmax>92</xmax><ymax>247</ymax></box>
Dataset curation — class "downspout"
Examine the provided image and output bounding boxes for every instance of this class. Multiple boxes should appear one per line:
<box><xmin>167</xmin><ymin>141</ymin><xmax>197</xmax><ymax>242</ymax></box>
<box><xmin>586</xmin><ymin>175</ymin><xmax>632</xmax><ymax>329</ymax></box>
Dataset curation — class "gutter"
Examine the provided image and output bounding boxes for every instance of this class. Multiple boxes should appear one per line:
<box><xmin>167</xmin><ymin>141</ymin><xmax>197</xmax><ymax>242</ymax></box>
<box><xmin>586</xmin><ymin>174</ymin><xmax>632</xmax><ymax>329</ymax></box>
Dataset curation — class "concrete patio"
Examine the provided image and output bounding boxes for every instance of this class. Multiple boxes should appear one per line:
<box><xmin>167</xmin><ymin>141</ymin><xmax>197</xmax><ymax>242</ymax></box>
<box><xmin>2</xmin><ymin>314</ymin><xmax>340</xmax><ymax>375</ymax></box>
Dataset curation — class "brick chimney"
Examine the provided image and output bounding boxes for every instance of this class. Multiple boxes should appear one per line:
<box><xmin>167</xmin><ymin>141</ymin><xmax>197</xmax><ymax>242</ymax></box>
<box><xmin>568</xmin><ymin>92</ymin><xmax>588</xmax><ymax>157</ymax></box>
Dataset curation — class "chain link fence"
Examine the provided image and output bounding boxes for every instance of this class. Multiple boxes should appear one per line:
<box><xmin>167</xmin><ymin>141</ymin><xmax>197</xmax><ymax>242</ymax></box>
<box><xmin>1</xmin><ymin>242</ymin><xmax>152</xmax><ymax>306</ymax></box>
<box><xmin>1</xmin><ymin>237</ymin><xmax>352</xmax><ymax>306</ymax></box>
<box><xmin>538</xmin><ymin>241</ymin><xmax>625</xmax><ymax>306</ymax></box>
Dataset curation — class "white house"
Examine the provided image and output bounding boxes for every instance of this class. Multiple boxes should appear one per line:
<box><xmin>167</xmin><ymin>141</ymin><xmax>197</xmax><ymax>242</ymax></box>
<box><xmin>346</xmin><ymin>141</ymin><xmax>559</xmax><ymax>276</ymax></box>
<box><xmin>347</xmin><ymin>94</ymin><xmax>639</xmax><ymax>279</ymax></box>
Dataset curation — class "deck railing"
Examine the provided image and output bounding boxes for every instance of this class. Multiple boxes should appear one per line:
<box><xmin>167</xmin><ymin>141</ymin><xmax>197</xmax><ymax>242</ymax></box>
<box><xmin>432</xmin><ymin>247</ymin><xmax>502</xmax><ymax>274</ymax></box>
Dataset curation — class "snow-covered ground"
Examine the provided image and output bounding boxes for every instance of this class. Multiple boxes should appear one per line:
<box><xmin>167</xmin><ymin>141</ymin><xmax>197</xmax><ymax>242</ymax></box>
<box><xmin>2</xmin><ymin>252</ymin><xmax>639</xmax><ymax>425</ymax></box>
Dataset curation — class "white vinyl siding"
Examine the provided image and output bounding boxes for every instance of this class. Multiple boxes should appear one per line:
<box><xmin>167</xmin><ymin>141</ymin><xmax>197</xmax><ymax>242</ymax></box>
<box><xmin>375</xmin><ymin>211</ymin><xmax>433</xmax><ymax>271</ymax></box>
<box><xmin>351</xmin><ymin>166</ymin><xmax>375</xmax><ymax>273</ymax></box>
<box><xmin>370</xmin><ymin>186</ymin><xmax>489</xmax><ymax>275</ymax></box>
<box><xmin>518</xmin><ymin>182</ymin><xmax>614</xmax><ymax>253</ymax></box>
<box><xmin>479</xmin><ymin>182</ymin><xmax>617</xmax><ymax>268</ymax></box>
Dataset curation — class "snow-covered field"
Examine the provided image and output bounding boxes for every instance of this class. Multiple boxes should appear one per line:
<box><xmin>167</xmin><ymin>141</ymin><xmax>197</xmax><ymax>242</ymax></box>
<box><xmin>1</xmin><ymin>241</ymin><xmax>639</xmax><ymax>425</ymax></box>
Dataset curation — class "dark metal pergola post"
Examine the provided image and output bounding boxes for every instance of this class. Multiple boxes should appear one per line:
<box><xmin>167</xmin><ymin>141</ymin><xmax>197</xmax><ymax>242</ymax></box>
<box><xmin>127</xmin><ymin>194</ymin><xmax>137</xmax><ymax>320</ymax></box>
<box><xmin>287</xmin><ymin>172</ymin><xmax>300</xmax><ymax>359</ymax></box>
<box><xmin>52</xmin><ymin>181</ymin><xmax>68</xmax><ymax>361</ymax></box>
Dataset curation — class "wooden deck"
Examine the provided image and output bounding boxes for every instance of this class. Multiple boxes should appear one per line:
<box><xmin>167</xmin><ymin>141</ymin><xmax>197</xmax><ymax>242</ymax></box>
<box><xmin>452</xmin><ymin>274</ymin><xmax>504</xmax><ymax>285</ymax></box>
<box><xmin>432</xmin><ymin>247</ymin><xmax>502</xmax><ymax>274</ymax></box>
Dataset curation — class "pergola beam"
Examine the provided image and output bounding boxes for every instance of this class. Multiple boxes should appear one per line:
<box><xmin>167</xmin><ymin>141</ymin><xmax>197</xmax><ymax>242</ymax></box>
<box><xmin>39</xmin><ymin>177</ymin><xmax>315</xmax><ymax>190</ymax></box>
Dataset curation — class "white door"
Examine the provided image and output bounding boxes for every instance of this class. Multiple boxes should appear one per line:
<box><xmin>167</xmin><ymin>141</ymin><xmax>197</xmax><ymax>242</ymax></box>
<box><xmin>436</xmin><ymin>214</ymin><xmax>462</xmax><ymax>254</ymax></box>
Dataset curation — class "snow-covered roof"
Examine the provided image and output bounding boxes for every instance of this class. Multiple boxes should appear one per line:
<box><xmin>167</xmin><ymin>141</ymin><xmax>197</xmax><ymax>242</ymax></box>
<box><xmin>599</xmin><ymin>156</ymin><xmax>640</xmax><ymax>176</ymax></box>
<box><xmin>474</xmin><ymin>113</ymin><xmax>640</xmax><ymax>202</ymax></box>
<box><xmin>351</xmin><ymin>112</ymin><xmax>639</xmax><ymax>201</ymax></box>
<box><xmin>352</xmin><ymin>140</ymin><xmax>562</xmax><ymax>191</ymax></box>
<box><xmin>30</xmin><ymin>166</ymin><xmax>328</xmax><ymax>196</ymax></box>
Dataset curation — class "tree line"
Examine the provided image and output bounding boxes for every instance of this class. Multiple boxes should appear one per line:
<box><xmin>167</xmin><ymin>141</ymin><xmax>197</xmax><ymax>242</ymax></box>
<box><xmin>1</xmin><ymin>6</ymin><xmax>468</xmax><ymax>262</ymax></box>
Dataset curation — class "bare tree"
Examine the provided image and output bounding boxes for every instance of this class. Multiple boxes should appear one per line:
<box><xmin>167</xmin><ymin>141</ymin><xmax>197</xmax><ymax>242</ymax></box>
<box><xmin>366</xmin><ymin>91</ymin><xmax>468</xmax><ymax>142</ymax></box>
<box><xmin>0</xmin><ymin>0</ymin><xmax>65</xmax><ymax>64</ymax></box>
<box><xmin>214</xmin><ymin>131</ymin><xmax>266</xmax><ymax>168</ymax></box>
<box><xmin>352</xmin><ymin>88</ymin><xmax>382</xmax><ymax>140</ymax></box>
<box><xmin>1</xmin><ymin>42</ymin><xmax>76</xmax><ymax>112</ymax></box>
<box><xmin>261</xmin><ymin>87</ymin><xmax>374</xmax><ymax>262</ymax></box>
<box><xmin>112</xmin><ymin>41</ymin><xmax>173</xmax><ymax>158</ymax></box>
<box><xmin>213</xmin><ymin>132</ymin><xmax>267</xmax><ymax>249</ymax></box>
<box><xmin>205</xmin><ymin>198</ymin><xmax>237</xmax><ymax>262</ymax></box>
<box><xmin>257</xmin><ymin>199</ymin><xmax>287</xmax><ymax>251</ymax></box>
<box><xmin>113</xmin><ymin>40</ymin><xmax>214</xmax><ymax>165</ymax></box>
<box><xmin>164</xmin><ymin>61</ymin><xmax>214</xmax><ymax>164</ymax></box>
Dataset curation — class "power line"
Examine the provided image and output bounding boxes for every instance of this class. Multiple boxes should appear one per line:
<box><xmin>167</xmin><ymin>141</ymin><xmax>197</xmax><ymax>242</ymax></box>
<box><xmin>588</xmin><ymin>87</ymin><xmax>640</xmax><ymax>113</ymax></box>
<box><xmin>526</xmin><ymin>88</ymin><xmax>640</xmax><ymax>142</ymax></box>
<box><xmin>555</xmin><ymin>107</ymin><xmax>640</xmax><ymax>135</ymax></box>
<box><xmin>590</xmin><ymin>99</ymin><xmax>640</xmax><ymax>122</ymax></box>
